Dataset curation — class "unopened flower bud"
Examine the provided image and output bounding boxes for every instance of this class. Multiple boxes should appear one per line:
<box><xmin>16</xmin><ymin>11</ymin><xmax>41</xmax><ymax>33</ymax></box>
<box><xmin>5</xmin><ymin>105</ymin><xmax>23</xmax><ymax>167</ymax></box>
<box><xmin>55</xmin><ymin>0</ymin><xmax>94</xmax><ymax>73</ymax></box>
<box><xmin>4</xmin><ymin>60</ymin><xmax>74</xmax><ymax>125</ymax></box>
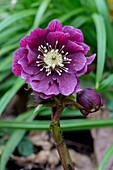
<box><xmin>76</xmin><ymin>88</ymin><xmax>103</xmax><ymax>115</ymax></box>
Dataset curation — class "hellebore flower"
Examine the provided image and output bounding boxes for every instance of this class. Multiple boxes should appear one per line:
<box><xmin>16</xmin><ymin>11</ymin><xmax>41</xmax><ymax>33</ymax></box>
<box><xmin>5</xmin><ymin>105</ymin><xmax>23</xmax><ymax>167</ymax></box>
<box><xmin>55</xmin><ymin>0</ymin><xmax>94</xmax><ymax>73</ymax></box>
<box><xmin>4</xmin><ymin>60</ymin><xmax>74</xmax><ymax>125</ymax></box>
<box><xmin>76</xmin><ymin>88</ymin><xmax>103</xmax><ymax>116</ymax></box>
<box><xmin>12</xmin><ymin>19</ymin><xmax>96</xmax><ymax>99</ymax></box>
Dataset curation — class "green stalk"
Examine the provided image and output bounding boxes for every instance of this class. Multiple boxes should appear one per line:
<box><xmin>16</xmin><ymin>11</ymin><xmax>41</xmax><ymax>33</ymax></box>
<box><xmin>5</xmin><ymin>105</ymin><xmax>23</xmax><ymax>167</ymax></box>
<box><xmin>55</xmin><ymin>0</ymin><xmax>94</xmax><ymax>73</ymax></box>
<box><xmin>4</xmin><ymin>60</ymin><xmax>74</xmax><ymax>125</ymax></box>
<box><xmin>50</xmin><ymin>106</ymin><xmax>74</xmax><ymax>170</ymax></box>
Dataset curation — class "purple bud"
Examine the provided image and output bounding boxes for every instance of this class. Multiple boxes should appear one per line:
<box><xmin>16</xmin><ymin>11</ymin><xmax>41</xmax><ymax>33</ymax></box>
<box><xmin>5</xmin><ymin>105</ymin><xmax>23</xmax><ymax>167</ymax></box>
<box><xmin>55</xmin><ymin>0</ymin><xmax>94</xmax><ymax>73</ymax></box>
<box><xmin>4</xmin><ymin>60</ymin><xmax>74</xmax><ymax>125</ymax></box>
<box><xmin>76</xmin><ymin>88</ymin><xmax>103</xmax><ymax>115</ymax></box>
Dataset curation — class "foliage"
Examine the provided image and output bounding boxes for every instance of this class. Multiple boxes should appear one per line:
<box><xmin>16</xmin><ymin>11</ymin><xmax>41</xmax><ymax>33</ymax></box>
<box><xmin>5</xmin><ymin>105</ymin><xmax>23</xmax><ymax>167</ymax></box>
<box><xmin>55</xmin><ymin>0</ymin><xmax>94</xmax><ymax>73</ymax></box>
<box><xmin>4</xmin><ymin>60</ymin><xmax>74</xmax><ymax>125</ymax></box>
<box><xmin>0</xmin><ymin>0</ymin><xmax>113</xmax><ymax>169</ymax></box>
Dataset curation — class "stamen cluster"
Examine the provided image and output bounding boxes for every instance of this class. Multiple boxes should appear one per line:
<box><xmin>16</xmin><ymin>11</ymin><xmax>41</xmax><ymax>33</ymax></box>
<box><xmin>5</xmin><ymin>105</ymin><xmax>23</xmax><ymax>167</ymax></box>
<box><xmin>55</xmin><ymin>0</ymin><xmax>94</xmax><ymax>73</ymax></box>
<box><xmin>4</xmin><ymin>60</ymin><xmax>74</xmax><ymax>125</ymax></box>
<box><xmin>36</xmin><ymin>41</ymin><xmax>71</xmax><ymax>76</ymax></box>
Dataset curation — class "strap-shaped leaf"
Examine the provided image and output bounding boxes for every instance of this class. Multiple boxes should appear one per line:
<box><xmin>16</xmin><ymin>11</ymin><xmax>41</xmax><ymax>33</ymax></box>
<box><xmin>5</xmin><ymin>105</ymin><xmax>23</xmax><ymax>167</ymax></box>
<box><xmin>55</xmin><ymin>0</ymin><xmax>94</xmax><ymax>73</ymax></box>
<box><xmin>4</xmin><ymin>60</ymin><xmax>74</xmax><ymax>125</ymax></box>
<box><xmin>0</xmin><ymin>77</ymin><xmax>25</xmax><ymax>115</ymax></box>
<box><xmin>92</xmin><ymin>13</ymin><xmax>106</xmax><ymax>88</ymax></box>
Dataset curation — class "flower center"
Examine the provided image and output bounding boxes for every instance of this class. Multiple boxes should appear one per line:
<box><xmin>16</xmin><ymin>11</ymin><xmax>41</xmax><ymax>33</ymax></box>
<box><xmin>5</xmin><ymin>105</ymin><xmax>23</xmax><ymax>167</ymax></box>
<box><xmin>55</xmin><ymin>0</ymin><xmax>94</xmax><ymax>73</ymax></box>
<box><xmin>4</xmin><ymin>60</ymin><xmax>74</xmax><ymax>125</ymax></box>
<box><xmin>44</xmin><ymin>50</ymin><xmax>63</xmax><ymax>69</ymax></box>
<box><xmin>36</xmin><ymin>41</ymin><xmax>71</xmax><ymax>76</ymax></box>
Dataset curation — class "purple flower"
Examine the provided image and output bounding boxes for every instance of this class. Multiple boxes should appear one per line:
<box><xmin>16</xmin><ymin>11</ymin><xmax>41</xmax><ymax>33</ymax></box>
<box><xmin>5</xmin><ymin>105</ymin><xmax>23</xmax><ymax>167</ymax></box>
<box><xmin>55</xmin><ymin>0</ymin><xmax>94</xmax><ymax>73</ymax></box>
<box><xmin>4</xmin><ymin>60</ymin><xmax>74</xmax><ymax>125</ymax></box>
<box><xmin>76</xmin><ymin>88</ymin><xmax>103</xmax><ymax>116</ymax></box>
<box><xmin>12</xmin><ymin>19</ymin><xmax>95</xmax><ymax>99</ymax></box>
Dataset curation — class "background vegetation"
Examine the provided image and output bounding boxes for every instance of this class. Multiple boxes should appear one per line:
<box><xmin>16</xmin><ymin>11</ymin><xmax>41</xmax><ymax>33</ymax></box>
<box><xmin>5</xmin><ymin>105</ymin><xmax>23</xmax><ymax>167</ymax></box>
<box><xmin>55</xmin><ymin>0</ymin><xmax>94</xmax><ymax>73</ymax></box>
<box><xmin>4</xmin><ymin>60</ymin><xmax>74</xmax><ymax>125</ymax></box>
<box><xmin>0</xmin><ymin>0</ymin><xmax>113</xmax><ymax>169</ymax></box>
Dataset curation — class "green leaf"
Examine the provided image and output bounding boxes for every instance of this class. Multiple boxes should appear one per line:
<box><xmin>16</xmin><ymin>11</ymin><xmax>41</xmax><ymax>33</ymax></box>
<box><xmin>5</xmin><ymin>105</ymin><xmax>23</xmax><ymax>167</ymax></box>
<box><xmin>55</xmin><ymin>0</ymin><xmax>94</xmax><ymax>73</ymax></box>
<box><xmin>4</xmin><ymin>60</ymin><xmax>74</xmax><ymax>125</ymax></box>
<box><xmin>1</xmin><ymin>118</ymin><xmax>113</xmax><ymax>131</ymax></box>
<box><xmin>59</xmin><ymin>8</ymin><xmax>85</xmax><ymax>23</ymax></box>
<box><xmin>0</xmin><ymin>77</ymin><xmax>25</xmax><ymax>115</ymax></box>
<box><xmin>0</xmin><ymin>55</ymin><xmax>12</xmax><ymax>71</ymax></box>
<box><xmin>0</xmin><ymin>71</ymin><xmax>11</xmax><ymax>82</ymax></box>
<box><xmin>98</xmin><ymin>143</ymin><xmax>113</xmax><ymax>170</ymax></box>
<box><xmin>92</xmin><ymin>13</ymin><xmax>106</xmax><ymax>89</ymax></box>
<box><xmin>0</xmin><ymin>76</ymin><xmax>16</xmax><ymax>90</ymax></box>
<box><xmin>0</xmin><ymin>9</ymin><xmax>37</xmax><ymax>32</ymax></box>
<box><xmin>3</xmin><ymin>33</ymin><xmax>25</xmax><ymax>46</ymax></box>
<box><xmin>18</xmin><ymin>137</ymin><xmax>34</xmax><ymax>156</ymax></box>
<box><xmin>0</xmin><ymin>43</ymin><xmax>18</xmax><ymax>56</ymax></box>
<box><xmin>107</xmin><ymin>100</ymin><xmax>113</xmax><ymax>112</ymax></box>
<box><xmin>94</xmin><ymin>0</ymin><xmax>113</xmax><ymax>59</ymax></box>
<box><xmin>38</xmin><ymin>107</ymin><xmax>82</xmax><ymax>117</ymax></box>
<box><xmin>0</xmin><ymin>105</ymin><xmax>42</xmax><ymax>170</ymax></box>
<box><xmin>98</xmin><ymin>74</ymin><xmax>113</xmax><ymax>92</ymax></box>
<box><xmin>71</xmin><ymin>15</ymin><xmax>89</xmax><ymax>28</ymax></box>
<box><xmin>29</xmin><ymin>0</ymin><xmax>51</xmax><ymax>32</ymax></box>
<box><xmin>0</xmin><ymin>25</ymin><xmax>24</xmax><ymax>42</ymax></box>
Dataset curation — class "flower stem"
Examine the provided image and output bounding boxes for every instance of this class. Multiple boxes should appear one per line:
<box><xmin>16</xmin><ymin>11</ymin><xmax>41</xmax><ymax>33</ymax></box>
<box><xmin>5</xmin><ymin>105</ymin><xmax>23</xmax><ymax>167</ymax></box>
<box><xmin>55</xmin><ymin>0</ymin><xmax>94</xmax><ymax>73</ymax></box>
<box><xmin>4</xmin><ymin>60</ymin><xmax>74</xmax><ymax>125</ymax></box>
<box><xmin>50</xmin><ymin>106</ymin><xmax>74</xmax><ymax>170</ymax></box>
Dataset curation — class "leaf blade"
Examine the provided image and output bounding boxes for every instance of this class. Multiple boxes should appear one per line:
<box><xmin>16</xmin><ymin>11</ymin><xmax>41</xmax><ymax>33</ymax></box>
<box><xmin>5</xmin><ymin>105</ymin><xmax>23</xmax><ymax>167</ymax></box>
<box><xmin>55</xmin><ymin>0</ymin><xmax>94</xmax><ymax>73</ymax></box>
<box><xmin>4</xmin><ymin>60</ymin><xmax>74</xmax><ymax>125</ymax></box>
<box><xmin>0</xmin><ymin>77</ymin><xmax>25</xmax><ymax>115</ymax></box>
<box><xmin>92</xmin><ymin>13</ymin><xmax>106</xmax><ymax>88</ymax></box>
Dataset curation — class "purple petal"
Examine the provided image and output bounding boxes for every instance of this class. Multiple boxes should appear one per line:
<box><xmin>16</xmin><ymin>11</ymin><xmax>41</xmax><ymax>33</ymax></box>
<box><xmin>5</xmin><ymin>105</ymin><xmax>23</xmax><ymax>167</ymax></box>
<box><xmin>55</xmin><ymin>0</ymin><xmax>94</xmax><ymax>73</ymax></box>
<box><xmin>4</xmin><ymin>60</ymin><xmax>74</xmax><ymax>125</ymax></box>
<box><xmin>63</xmin><ymin>26</ymin><xmax>84</xmax><ymax>42</ymax></box>
<box><xmin>73</xmin><ymin>80</ymin><xmax>81</xmax><ymax>93</ymax></box>
<box><xmin>12</xmin><ymin>48</ymin><xmax>28</xmax><ymax>76</ymax></box>
<box><xmin>29</xmin><ymin>28</ymin><xmax>48</xmax><ymax>45</ymax></box>
<box><xmin>21</xmin><ymin>71</ymin><xmax>30</xmax><ymax>83</ymax></box>
<box><xmin>77</xmin><ymin>42</ymin><xmax>90</xmax><ymax>55</ymax></box>
<box><xmin>86</xmin><ymin>54</ymin><xmax>96</xmax><ymax>64</ymax></box>
<box><xmin>45</xmin><ymin>82</ymin><xmax>60</xmax><ymax>95</ymax></box>
<box><xmin>47</xmin><ymin>19</ymin><xmax>62</xmax><ymax>32</ymax></box>
<box><xmin>18</xmin><ymin>57</ymin><xmax>40</xmax><ymax>75</ymax></box>
<box><xmin>21</xmin><ymin>65</ymin><xmax>40</xmax><ymax>75</ymax></box>
<box><xmin>20</xmin><ymin>36</ymin><xmax>37</xmax><ymax>48</ymax></box>
<box><xmin>30</xmin><ymin>28</ymin><xmax>48</xmax><ymax>38</ymax></box>
<box><xmin>34</xmin><ymin>92</ymin><xmax>53</xmax><ymax>100</ymax></box>
<box><xmin>30</xmin><ymin>72</ymin><xmax>46</xmax><ymax>81</ymax></box>
<box><xmin>53</xmin><ymin>73</ymin><xmax>77</xmax><ymax>96</ymax></box>
<box><xmin>76</xmin><ymin>54</ymin><xmax>96</xmax><ymax>76</ymax></box>
<box><xmin>65</xmin><ymin>40</ymin><xmax>84</xmax><ymax>54</ymax></box>
<box><xmin>26</xmin><ymin>45</ymin><xmax>38</xmax><ymax>64</ymax></box>
<box><xmin>76</xmin><ymin>65</ymin><xmax>87</xmax><ymax>77</ymax></box>
<box><xmin>31</xmin><ymin>73</ymin><xmax>59</xmax><ymax>95</ymax></box>
<box><xmin>67</xmin><ymin>53</ymin><xmax>86</xmax><ymax>73</ymax></box>
<box><xmin>20</xmin><ymin>28</ymin><xmax>48</xmax><ymax>48</ymax></box>
<box><xmin>47</xmin><ymin>31</ymin><xmax>70</xmax><ymax>48</ymax></box>
<box><xmin>30</xmin><ymin>76</ymin><xmax>53</xmax><ymax>94</ymax></box>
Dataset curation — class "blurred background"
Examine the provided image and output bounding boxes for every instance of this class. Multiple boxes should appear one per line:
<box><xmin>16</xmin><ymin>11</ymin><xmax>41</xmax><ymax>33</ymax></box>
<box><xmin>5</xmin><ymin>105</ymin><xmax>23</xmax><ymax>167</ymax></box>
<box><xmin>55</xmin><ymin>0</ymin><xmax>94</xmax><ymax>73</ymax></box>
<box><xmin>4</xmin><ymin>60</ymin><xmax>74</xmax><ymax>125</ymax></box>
<box><xmin>0</xmin><ymin>0</ymin><xmax>113</xmax><ymax>170</ymax></box>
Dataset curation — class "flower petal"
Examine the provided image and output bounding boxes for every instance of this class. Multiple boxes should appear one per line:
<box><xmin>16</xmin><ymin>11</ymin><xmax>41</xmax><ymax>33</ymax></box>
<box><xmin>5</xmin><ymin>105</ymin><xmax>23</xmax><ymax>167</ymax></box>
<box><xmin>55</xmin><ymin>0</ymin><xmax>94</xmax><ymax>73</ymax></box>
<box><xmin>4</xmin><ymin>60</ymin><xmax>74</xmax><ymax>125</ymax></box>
<box><xmin>34</xmin><ymin>92</ymin><xmax>53</xmax><ymax>100</ymax></box>
<box><xmin>67</xmin><ymin>53</ymin><xmax>86</xmax><ymax>72</ymax></box>
<box><xmin>45</xmin><ymin>82</ymin><xmax>60</xmax><ymax>95</ymax></box>
<box><xmin>77</xmin><ymin>42</ymin><xmax>90</xmax><ymax>55</ymax></box>
<box><xmin>73</xmin><ymin>80</ymin><xmax>81</xmax><ymax>93</ymax></box>
<box><xmin>30</xmin><ymin>76</ymin><xmax>53</xmax><ymax>94</ymax></box>
<box><xmin>18</xmin><ymin>57</ymin><xmax>40</xmax><ymax>75</ymax></box>
<box><xmin>65</xmin><ymin>40</ymin><xmax>84</xmax><ymax>54</ymax></box>
<box><xmin>47</xmin><ymin>31</ymin><xmax>70</xmax><ymax>48</ymax></box>
<box><xmin>63</xmin><ymin>26</ymin><xmax>84</xmax><ymax>42</ymax></box>
<box><xmin>30</xmin><ymin>72</ymin><xmax>46</xmax><ymax>81</ymax></box>
<box><xmin>26</xmin><ymin>45</ymin><xmax>38</xmax><ymax>64</ymax></box>
<box><xmin>12</xmin><ymin>48</ymin><xmax>28</xmax><ymax>76</ymax></box>
<box><xmin>76</xmin><ymin>65</ymin><xmax>87</xmax><ymax>77</ymax></box>
<box><xmin>21</xmin><ymin>71</ymin><xmax>30</xmax><ymax>83</ymax></box>
<box><xmin>20</xmin><ymin>36</ymin><xmax>37</xmax><ymax>48</ymax></box>
<box><xmin>47</xmin><ymin>19</ymin><xmax>62</xmax><ymax>32</ymax></box>
<box><xmin>86</xmin><ymin>54</ymin><xmax>96</xmax><ymax>64</ymax></box>
<box><xmin>20</xmin><ymin>28</ymin><xmax>48</xmax><ymax>48</ymax></box>
<box><xmin>53</xmin><ymin>73</ymin><xmax>77</xmax><ymax>96</ymax></box>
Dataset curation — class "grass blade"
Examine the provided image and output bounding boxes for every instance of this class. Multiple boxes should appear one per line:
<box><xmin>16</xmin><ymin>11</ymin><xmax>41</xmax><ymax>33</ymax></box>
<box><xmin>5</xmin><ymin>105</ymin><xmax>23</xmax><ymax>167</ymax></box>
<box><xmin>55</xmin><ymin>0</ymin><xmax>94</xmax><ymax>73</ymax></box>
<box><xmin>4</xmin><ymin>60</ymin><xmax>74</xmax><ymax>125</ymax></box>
<box><xmin>1</xmin><ymin>118</ymin><xmax>113</xmax><ymax>131</ymax></box>
<box><xmin>59</xmin><ymin>8</ymin><xmax>85</xmax><ymax>23</ymax></box>
<box><xmin>98</xmin><ymin>143</ymin><xmax>113</xmax><ymax>170</ymax></box>
<box><xmin>0</xmin><ymin>9</ymin><xmax>36</xmax><ymax>32</ymax></box>
<box><xmin>92</xmin><ymin>13</ymin><xmax>106</xmax><ymax>89</ymax></box>
<box><xmin>0</xmin><ymin>44</ymin><xmax>19</xmax><ymax>56</ymax></box>
<box><xmin>98</xmin><ymin>74</ymin><xmax>113</xmax><ymax>92</ymax></box>
<box><xmin>94</xmin><ymin>0</ymin><xmax>113</xmax><ymax>59</ymax></box>
<box><xmin>71</xmin><ymin>15</ymin><xmax>89</xmax><ymax>28</ymax></box>
<box><xmin>30</xmin><ymin>0</ymin><xmax>51</xmax><ymax>30</ymax></box>
<box><xmin>0</xmin><ymin>77</ymin><xmax>25</xmax><ymax>115</ymax></box>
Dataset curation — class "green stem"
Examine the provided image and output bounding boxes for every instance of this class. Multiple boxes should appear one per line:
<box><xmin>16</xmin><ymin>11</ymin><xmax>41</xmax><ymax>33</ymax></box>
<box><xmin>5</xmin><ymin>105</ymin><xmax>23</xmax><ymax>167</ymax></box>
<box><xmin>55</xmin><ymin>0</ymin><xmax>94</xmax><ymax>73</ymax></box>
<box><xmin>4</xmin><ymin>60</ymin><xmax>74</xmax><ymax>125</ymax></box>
<box><xmin>50</xmin><ymin>106</ymin><xmax>74</xmax><ymax>170</ymax></box>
